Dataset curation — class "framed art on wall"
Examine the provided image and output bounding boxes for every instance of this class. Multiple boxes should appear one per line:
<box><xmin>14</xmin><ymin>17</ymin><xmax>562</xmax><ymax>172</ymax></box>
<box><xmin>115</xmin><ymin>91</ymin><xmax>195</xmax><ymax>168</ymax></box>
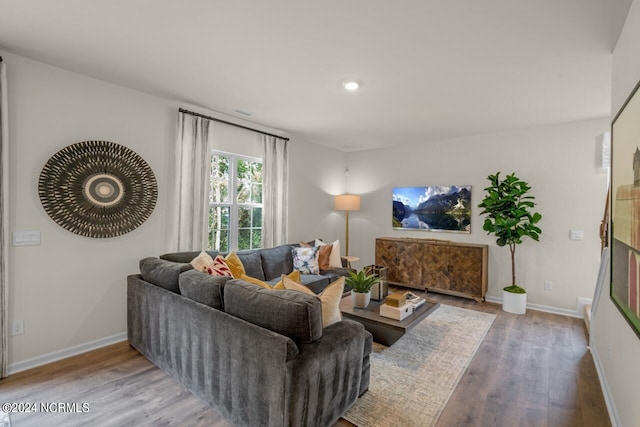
<box><xmin>392</xmin><ymin>186</ymin><xmax>471</xmax><ymax>233</ymax></box>
<box><xmin>611</xmin><ymin>79</ymin><xmax>640</xmax><ymax>339</ymax></box>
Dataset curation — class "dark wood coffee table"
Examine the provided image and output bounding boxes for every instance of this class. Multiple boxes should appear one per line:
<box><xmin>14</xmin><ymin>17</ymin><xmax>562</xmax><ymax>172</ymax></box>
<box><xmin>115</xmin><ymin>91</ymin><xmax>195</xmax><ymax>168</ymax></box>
<box><xmin>340</xmin><ymin>296</ymin><xmax>440</xmax><ymax>346</ymax></box>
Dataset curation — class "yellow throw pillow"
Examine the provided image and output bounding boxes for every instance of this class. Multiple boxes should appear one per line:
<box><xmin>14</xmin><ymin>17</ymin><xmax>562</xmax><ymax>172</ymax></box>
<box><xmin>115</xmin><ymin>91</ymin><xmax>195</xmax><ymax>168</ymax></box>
<box><xmin>283</xmin><ymin>276</ymin><xmax>345</xmax><ymax>327</ymax></box>
<box><xmin>273</xmin><ymin>270</ymin><xmax>300</xmax><ymax>289</ymax></box>
<box><xmin>240</xmin><ymin>270</ymin><xmax>301</xmax><ymax>290</ymax></box>
<box><xmin>240</xmin><ymin>274</ymin><xmax>272</xmax><ymax>289</ymax></box>
<box><xmin>225</xmin><ymin>252</ymin><xmax>245</xmax><ymax>279</ymax></box>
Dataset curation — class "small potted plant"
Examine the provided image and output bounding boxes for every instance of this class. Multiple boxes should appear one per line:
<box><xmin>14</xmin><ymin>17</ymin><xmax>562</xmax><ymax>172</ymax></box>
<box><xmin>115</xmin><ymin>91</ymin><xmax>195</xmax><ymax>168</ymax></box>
<box><xmin>478</xmin><ymin>172</ymin><xmax>542</xmax><ymax>314</ymax></box>
<box><xmin>346</xmin><ymin>270</ymin><xmax>380</xmax><ymax>308</ymax></box>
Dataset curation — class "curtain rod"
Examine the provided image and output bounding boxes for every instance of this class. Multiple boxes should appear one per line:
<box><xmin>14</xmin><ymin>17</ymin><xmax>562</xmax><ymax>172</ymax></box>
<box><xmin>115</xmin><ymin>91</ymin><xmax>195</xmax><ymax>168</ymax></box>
<box><xmin>179</xmin><ymin>108</ymin><xmax>289</xmax><ymax>142</ymax></box>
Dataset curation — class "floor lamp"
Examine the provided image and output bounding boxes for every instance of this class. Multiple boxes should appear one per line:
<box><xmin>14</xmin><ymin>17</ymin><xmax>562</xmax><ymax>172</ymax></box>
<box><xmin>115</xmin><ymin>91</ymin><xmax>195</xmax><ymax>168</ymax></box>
<box><xmin>334</xmin><ymin>194</ymin><xmax>361</xmax><ymax>257</ymax></box>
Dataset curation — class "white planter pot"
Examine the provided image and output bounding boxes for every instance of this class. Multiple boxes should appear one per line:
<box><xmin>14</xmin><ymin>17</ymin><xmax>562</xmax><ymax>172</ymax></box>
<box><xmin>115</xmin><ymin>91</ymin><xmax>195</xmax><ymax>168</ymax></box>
<box><xmin>502</xmin><ymin>290</ymin><xmax>527</xmax><ymax>314</ymax></box>
<box><xmin>352</xmin><ymin>291</ymin><xmax>371</xmax><ymax>308</ymax></box>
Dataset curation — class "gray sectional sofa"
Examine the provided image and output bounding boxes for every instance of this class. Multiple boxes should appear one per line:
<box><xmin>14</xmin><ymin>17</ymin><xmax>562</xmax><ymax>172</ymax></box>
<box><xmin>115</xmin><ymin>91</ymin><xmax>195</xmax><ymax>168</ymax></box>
<box><xmin>127</xmin><ymin>244</ymin><xmax>372</xmax><ymax>427</ymax></box>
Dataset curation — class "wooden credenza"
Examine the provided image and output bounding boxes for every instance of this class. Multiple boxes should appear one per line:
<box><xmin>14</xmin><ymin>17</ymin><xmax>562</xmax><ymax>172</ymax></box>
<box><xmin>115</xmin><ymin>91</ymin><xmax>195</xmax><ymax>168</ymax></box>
<box><xmin>375</xmin><ymin>237</ymin><xmax>488</xmax><ymax>302</ymax></box>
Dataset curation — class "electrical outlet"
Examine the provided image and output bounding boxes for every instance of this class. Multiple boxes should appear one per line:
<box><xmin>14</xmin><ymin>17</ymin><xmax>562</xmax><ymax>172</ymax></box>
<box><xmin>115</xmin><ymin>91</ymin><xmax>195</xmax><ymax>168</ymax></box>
<box><xmin>544</xmin><ymin>280</ymin><xmax>552</xmax><ymax>291</ymax></box>
<box><xmin>11</xmin><ymin>319</ymin><xmax>24</xmax><ymax>336</ymax></box>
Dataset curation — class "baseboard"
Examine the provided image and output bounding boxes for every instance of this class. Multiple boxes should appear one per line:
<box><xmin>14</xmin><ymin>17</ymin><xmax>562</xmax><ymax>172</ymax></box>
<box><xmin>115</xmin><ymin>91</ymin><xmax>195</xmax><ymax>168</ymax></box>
<box><xmin>7</xmin><ymin>332</ymin><xmax>127</xmax><ymax>375</ymax></box>
<box><xmin>485</xmin><ymin>296</ymin><xmax>582</xmax><ymax>318</ymax></box>
<box><xmin>589</xmin><ymin>344</ymin><xmax>621</xmax><ymax>427</ymax></box>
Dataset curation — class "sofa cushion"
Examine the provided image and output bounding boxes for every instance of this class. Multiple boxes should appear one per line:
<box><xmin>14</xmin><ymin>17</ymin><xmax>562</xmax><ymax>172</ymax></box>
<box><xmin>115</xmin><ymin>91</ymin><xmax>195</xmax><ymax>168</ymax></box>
<box><xmin>236</xmin><ymin>251</ymin><xmax>265</xmax><ymax>280</ymax></box>
<box><xmin>160</xmin><ymin>251</ymin><xmax>218</xmax><ymax>263</ymax></box>
<box><xmin>179</xmin><ymin>269</ymin><xmax>231</xmax><ymax>310</ymax></box>
<box><xmin>297</xmin><ymin>274</ymin><xmax>331</xmax><ymax>294</ymax></box>
<box><xmin>224</xmin><ymin>279</ymin><xmax>323</xmax><ymax>343</ymax></box>
<box><xmin>260</xmin><ymin>244</ymin><xmax>294</xmax><ymax>280</ymax></box>
<box><xmin>241</xmin><ymin>270</ymin><xmax>300</xmax><ymax>290</ymax></box>
<box><xmin>292</xmin><ymin>246</ymin><xmax>320</xmax><ymax>274</ymax></box>
<box><xmin>139</xmin><ymin>257</ymin><xmax>193</xmax><ymax>294</ymax></box>
<box><xmin>284</xmin><ymin>276</ymin><xmax>345</xmax><ymax>327</ymax></box>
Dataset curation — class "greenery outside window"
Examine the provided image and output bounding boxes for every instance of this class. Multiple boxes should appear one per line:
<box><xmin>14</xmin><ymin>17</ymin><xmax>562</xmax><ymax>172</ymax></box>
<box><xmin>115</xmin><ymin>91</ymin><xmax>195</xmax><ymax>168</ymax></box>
<box><xmin>209</xmin><ymin>152</ymin><xmax>262</xmax><ymax>251</ymax></box>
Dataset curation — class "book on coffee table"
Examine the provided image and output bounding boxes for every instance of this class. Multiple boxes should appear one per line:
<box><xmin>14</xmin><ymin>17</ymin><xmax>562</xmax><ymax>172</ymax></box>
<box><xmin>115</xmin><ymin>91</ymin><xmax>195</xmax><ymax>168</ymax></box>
<box><xmin>405</xmin><ymin>292</ymin><xmax>425</xmax><ymax>308</ymax></box>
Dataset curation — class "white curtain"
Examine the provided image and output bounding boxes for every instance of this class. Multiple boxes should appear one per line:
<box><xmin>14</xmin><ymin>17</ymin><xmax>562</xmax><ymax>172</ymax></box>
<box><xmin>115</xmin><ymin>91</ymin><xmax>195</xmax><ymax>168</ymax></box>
<box><xmin>169</xmin><ymin>112</ymin><xmax>214</xmax><ymax>251</ymax></box>
<box><xmin>0</xmin><ymin>60</ymin><xmax>8</xmax><ymax>378</ymax></box>
<box><xmin>262</xmin><ymin>135</ymin><xmax>288</xmax><ymax>248</ymax></box>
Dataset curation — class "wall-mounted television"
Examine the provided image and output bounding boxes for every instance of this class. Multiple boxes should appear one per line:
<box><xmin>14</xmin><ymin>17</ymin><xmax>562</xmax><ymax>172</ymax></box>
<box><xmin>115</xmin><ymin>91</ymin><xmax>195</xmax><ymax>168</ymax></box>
<box><xmin>392</xmin><ymin>186</ymin><xmax>471</xmax><ymax>233</ymax></box>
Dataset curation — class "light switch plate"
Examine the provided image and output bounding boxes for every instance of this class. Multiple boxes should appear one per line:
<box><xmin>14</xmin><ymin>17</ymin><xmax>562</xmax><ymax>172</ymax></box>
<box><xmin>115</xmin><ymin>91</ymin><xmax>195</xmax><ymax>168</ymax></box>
<box><xmin>13</xmin><ymin>231</ymin><xmax>41</xmax><ymax>246</ymax></box>
<box><xmin>570</xmin><ymin>230</ymin><xmax>584</xmax><ymax>241</ymax></box>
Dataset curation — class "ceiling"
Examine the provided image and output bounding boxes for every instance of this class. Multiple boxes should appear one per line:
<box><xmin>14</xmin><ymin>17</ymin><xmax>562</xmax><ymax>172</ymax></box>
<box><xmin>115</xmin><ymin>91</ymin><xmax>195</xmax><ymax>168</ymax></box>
<box><xmin>0</xmin><ymin>0</ymin><xmax>632</xmax><ymax>152</ymax></box>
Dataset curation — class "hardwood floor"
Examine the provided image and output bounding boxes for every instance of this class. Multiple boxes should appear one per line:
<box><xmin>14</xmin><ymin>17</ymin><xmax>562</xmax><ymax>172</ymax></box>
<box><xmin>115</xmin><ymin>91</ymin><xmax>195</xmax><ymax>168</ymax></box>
<box><xmin>0</xmin><ymin>292</ymin><xmax>609</xmax><ymax>427</ymax></box>
<box><xmin>424</xmin><ymin>293</ymin><xmax>610</xmax><ymax>427</ymax></box>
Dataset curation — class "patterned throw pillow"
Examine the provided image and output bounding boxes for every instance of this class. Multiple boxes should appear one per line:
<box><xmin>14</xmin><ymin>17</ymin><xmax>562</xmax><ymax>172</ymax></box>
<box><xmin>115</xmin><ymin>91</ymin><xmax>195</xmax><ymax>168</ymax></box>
<box><xmin>292</xmin><ymin>246</ymin><xmax>320</xmax><ymax>274</ymax></box>
<box><xmin>190</xmin><ymin>251</ymin><xmax>232</xmax><ymax>276</ymax></box>
<box><xmin>209</xmin><ymin>255</ymin><xmax>233</xmax><ymax>276</ymax></box>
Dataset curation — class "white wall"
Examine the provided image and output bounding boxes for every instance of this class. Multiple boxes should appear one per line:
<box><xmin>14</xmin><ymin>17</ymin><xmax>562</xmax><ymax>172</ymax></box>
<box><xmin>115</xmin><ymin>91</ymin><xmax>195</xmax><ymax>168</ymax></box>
<box><xmin>343</xmin><ymin>119</ymin><xmax>609</xmax><ymax>312</ymax></box>
<box><xmin>4</xmin><ymin>51</ymin><xmax>174</xmax><ymax>367</ymax></box>
<box><xmin>2</xmin><ymin>50</ymin><xmax>282</xmax><ymax>370</ymax></box>
<box><xmin>592</xmin><ymin>1</ymin><xmax>640</xmax><ymax>425</ymax></box>
<box><xmin>287</xmin><ymin>138</ymin><xmax>347</xmax><ymax>243</ymax></box>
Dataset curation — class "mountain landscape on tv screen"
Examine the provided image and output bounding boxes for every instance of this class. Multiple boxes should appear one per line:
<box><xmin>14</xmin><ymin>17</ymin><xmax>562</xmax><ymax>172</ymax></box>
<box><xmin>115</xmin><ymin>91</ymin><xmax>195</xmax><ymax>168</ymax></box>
<box><xmin>392</xmin><ymin>186</ymin><xmax>471</xmax><ymax>233</ymax></box>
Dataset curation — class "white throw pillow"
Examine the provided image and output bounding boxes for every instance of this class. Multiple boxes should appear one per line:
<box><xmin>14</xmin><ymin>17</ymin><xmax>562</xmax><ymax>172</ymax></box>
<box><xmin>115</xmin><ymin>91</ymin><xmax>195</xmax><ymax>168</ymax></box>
<box><xmin>315</xmin><ymin>239</ymin><xmax>342</xmax><ymax>269</ymax></box>
<box><xmin>190</xmin><ymin>251</ymin><xmax>215</xmax><ymax>273</ymax></box>
<box><xmin>284</xmin><ymin>276</ymin><xmax>345</xmax><ymax>327</ymax></box>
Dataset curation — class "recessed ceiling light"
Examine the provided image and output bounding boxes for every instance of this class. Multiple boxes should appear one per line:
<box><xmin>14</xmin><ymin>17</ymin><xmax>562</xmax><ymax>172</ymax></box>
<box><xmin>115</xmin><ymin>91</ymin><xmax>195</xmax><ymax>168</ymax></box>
<box><xmin>343</xmin><ymin>81</ymin><xmax>360</xmax><ymax>91</ymax></box>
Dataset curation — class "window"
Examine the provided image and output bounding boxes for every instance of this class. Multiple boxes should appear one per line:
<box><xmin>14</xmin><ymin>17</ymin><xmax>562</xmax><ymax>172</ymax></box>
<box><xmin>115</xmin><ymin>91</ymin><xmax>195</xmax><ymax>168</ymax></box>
<box><xmin>209</xmin><ymin>152</ymin><xmax>263</xmax><ymax>251</ymax></box>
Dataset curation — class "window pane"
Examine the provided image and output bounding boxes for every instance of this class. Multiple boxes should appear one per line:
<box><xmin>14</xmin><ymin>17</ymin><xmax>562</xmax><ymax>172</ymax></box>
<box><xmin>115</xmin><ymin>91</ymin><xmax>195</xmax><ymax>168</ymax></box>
<box><xmin>238</xmin><ymin>229</ymin><xmax>251</xmax><ymax>250</ymax></box>
<box><xmin>211</xmin><ymin>155</ymin><xmax>230</xmax><ymax>203</ymax></box>
<box><xmin>252</xmin><ymin>184</ymin><xmax>262</xmax><ymax>204</ymax></box>
<box><xmin>252</xmin><ymin>207</ymin><xmax>262</xmax><ymax>228</ymax></box>
<box><xmin>211</xmin><ymin>228</ymin><xmax>229</xmax><ymax>252</ymax></box>
<box><xmin>251</xmin><ymin>229</ymin><xmax>262</xmax><ymax>249</ymax></box>
<box><xmin>237</xmin><ymin>159</ymin><xmax>250</xmax><ymax>180</ymax></box>
<box><xmin>237</xmin><ymin>180</ymin><xmax>250</xmax><ymax>203</ymax></box>
<box><xmin>237</xmin><ymin>158</ymin><xmax>262</xmax><ymax>204</ymax></box>
<box><xmin>253</xmin><ymin>162</ymin><xmax>263</xmax><ymax>182</ymax></box>
<box><xmin>209</xmin><ymin>206</ymin><xmax>230</xmax><ymax>251</ymax></box>
<box><xmin>210</xmin><ymin>206</ymin><xmax>230</xmax><ymax>229</ymax></box>
<box><xmin>238</xmin><ymin>207</ymin><xmax>251</xmax><ymax>228</ymax></box>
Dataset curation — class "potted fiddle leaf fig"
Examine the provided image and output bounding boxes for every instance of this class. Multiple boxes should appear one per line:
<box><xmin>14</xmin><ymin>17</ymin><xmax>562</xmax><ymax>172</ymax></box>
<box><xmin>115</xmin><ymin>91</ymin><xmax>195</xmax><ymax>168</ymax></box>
<box><xmin>346</xmin><ymin>270</ymin><xmax>380</xmax><ymax>308</ymax></box>
<box><xmin>478</xmin><ymin>172</ymin><xmax>542</xmax><ymax>314</ymax></box>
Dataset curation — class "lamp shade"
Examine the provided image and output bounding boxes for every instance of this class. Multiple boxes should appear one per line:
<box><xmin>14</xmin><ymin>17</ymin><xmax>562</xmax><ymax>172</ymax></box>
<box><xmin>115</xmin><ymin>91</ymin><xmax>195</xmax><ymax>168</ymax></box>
<box><xmin>334</xmin><ymin>194</ymin><xmax>361</xmax><ymax>211</ymax></box>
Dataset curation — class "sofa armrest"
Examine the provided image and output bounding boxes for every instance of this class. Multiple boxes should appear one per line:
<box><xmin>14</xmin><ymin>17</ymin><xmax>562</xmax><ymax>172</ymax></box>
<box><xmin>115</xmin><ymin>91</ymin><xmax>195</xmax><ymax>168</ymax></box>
<box><xmin>284</xmin><ymin>319</ymin><xmax>371</xmax><ymax>427</ymax></box>
<box><xmin>321</xmin><ymin>267</ymin><xmax>354</xmax><ymax>277</ymax></box>
<box><xmin>128</xmin><ymin>275</ymin><xmax>300</xmax><ymax>427</ymax></box>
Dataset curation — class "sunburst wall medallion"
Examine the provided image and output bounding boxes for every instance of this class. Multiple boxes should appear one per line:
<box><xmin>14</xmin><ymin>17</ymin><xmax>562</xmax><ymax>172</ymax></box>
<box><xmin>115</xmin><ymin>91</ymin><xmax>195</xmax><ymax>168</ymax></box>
<box><xmin>38</xmin><ymin>140</ymin><xmax>158</xmax><ymax>238</ymax></box>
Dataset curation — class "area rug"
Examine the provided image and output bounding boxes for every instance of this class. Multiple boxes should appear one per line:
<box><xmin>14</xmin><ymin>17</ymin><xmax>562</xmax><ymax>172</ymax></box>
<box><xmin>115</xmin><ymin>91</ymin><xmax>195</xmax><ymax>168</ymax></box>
<box><xmin>343</xmin><ymin>304</ymin><xmax>496</xmax><ymax>427</ymax></box>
